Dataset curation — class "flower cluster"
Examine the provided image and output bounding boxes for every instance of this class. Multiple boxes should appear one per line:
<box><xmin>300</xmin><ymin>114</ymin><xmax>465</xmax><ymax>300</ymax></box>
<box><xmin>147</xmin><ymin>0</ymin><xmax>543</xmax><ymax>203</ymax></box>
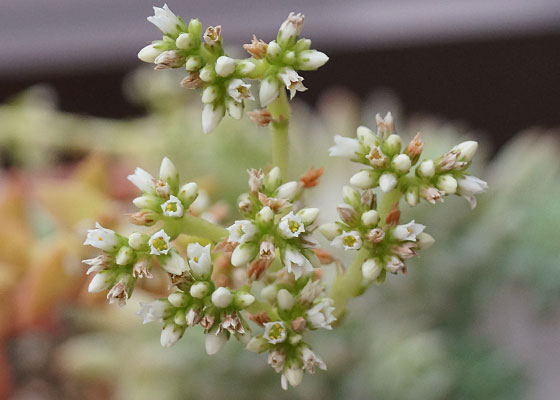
<box><xmin>329</xmin><ymin>113</ymin><xmax>488</xmax><ymax>208</ymax></box>
<box><xmin>138</xmin><ymin>5</ymin><xmax>328</xmax><ymax>133</ymax></box>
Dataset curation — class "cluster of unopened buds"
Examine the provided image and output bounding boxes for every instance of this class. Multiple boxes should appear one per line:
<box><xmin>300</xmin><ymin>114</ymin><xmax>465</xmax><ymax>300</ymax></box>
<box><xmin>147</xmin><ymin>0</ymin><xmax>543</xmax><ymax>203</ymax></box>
<box><xmin>83</xmin><ymin>5</ymin><xmax>487</xmax><ymax>390</ymax></box>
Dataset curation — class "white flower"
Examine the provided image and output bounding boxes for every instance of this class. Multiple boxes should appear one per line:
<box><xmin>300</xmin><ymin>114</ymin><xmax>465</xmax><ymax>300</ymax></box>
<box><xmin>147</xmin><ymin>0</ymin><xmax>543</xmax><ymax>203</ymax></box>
<box><xmin>328</xmin><ymin>135</ymin><xmax>362</xmax><ymax>158</ymax></box>
<box><xmin>148</xmin><ymin>229</ymin><xmax>171</xmax><ymax>255</ymax></box>
<box><xmin>147</xmin><ymin>4</ymin><xmax>181</xmax><ymax>36</ymax></box>
<box><xmin>283</xmin><ymin>249</ymin><xmax>313</xmax><ymax>280</ymax></box>
<box><xmin>227</xmin><ymin>220</ymin><xmax>257</xmax><ymax>243</ymax></box>
<box><xmin>379</xmin><ymin>172</ymin><xmax>398</xmax><ymax>192</ymax></box>
<box><xmin>160</xmin><ymin>250</ymin><xmax>188</xmax><ymax>275</ymax></box>
<box><xmin>306</xmin><ymin>298</ymin><xmax>336</xmax><ymax>330</ymax></box>
<box><xmin>299</xmin><ymin>279</ymin><xmax>323</xmax><ymax>305</ymax></box>
<box><xmin>160</xmin><ymin>323</ymin><xmax>183</xmax><ymax>347</ymax></box>
<box><xmin>137</xmin><ymin>300</ymin><xmax>169</xmax><ymax>324</ymax></box>
<box><xmin>187</xmin><ymin>243</ymin><xmax>212</xmax><ymax>278</ymax></box>
<box><xmin>457</xmin><ymin>175</ymin><xmax>488</xmax><ymax>209</ymax></box>
<box><xmin>205</xmin><ymin>325</ymin><xmax>228</xmax><ymax>355</ymax></box>
<box><xmin>215</xmin><ymin>56</ymin><xmax>236</xmax><ymax>77</ymax></box>
<box><xmin>268</xmin><ymin>349</ymin><xmax>286</xmax><ymax>373</ymax></box>
<box><xmin>127</xmin><ymin>167</ymin><xmax>155</xmax><ymax>193</ymax></box>
<box><xmin>278</xmin><ymin>12</ymin><xmax>304</xmax><ymax>46</ymax></box>
<box><xmin>331</xmin><ymin>231</ymin><xmax>362</xmax><ymax>251</ymax></box>
<box><xmin>107</xmin><ymin>279</ymin><xmax>129</xmax><ymax>308</ymax></box>
<box><xmin>201</xmin><ymin>103</ymin><xmax>225</xmax><ymax>134</ymax></box>
<box><xmin>138</xmin><ymin>44</ymin><xmax>162</xmax><ymax>63</ymax></box>
<box><xmin>211</xmin><ymin>287</ymin><xmax>233</xmax><ymax>308</ymax></box>
<box><xmin>84</xmin><ymin>222</ymin><xmax>120</xmax><ymax>251</ymax></box>
<box><xmin>301</xmin><ymin>347</ymin><xmax>327</xmax><ymax>374</ymax></box>
<box><xmin>392</xmin><ymin>220</ymin><xmax>425</xmax><ymax>241</ymax></box>
<box><xmin>83</xmin><ymin>254</ymin><xmax>111</xmax><ymax>275</ymax></box>
<box><xmin>259</xmin><ymin>77</ymin><xmax>280</xmax><ymax>107</ymax></box>
<box><xmin>386</xmin><ymin>256</ymin><xmax>405</xmax><ymax>274</ymax></box>
<box><xmin>227</xmin><ymin>79</ymin><xmax>254</xmax><ymax>102</ymax></box>
<box><xmin>263</xmin><ymin>321</ymin><xmax>287</xmax><ymax>344</ymax></box>
<box><xmin>160</xmin><ymin>195</ymin><xmax>184</xmax><ymax>218</ymax></box>
<box><xmin>278</xmin><ymin>212</ymin><xmax>305</xmax><ymax>238</ymax></box>
<box><xmin>279</xmin><ymin>68</ymin><xmax>307</xmax><ymax>99</ymax></box>
<box><xmin>297</xmin><ymin>50</ymin><xmax>329</xmax><ymax>70</ymax></box>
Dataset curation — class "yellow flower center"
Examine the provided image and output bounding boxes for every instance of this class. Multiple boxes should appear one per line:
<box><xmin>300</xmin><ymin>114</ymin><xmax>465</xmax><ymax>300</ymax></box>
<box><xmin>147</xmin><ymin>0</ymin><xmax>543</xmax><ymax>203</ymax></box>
<box><xmin>166</xmin><ymin>203</ymin><xmax>177</xmax><ymax>212</ymax></box>
<box><xmin>152</xmin><ymin>237</ymin><xmax>168</xmax><ymax>251</ymax></box>
<box><xmin>268</xmin><ymin>323</ymin><xmax>284</xmax><ymax>340</ymax></box>
<box><xmin>343</xmin><ymin>235</ymin><xmax>357</xmax><ymax>247</ymax></box>
<box><xmin>289</xmin><ymin>220</ymin><xmax>300</xmax><ymax>233</ymax></box>
<box><xmin>236</xmin><ymin>224</ymin><xmax>245</xmax><ymax>236</ymax></box>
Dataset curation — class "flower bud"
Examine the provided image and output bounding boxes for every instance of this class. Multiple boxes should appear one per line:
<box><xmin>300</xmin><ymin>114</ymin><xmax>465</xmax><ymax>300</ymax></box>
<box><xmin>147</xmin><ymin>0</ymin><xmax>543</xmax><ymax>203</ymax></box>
<box><xmin>283</xmin><ymin>51</ymin><xmax>296</xmax><ymax>64</ymax></box>
<box><xmin>116</xmin><ymin>246</ymin><xmax>134</xmax><ymax>266</ymax></box>
<box><xmin>246</xmin><ymin>336</ymin><xmax>268</xmax><ymax>353</ymax></box>
<box><xmin>454</xmin><ymin>141</ymin><xmax>478</xmax><ymax>162</ymax></box>
<box><xmin>257</xmin><ymin>206</ymin><xmax>274</xmax><ymax>225</ymax></box>
<box><xmin>231</xmin><ymin>244</ymin><xmax>257</xmax><ymax>267</ymax></box>
<box><xmin>168</xmin><ymin>291</ymin><xmax>188</xmax><ymax>307</ymax></box>
<box><xmin>277</xmin><ymin>289</ymin><xmax>295</xmax><ymax>310</ymax></box>
<box><xmin>297</xmin><ymin>50</ymin><xmax>329</xmax><ymax>70</ymax></box>
<box><xmin>285</xmin><ymin>365</ymin><xmax>303</xmax><ymax>387</ymax></box>
<box><xmin>234</xmin><ymin>291</ymin><xmax>256</xmax><ymax>308</ymax></box>
<box><xmin>215</xmin><ymin>56</ymin><xmax>236</xmax><ymax>77</ymax></box>
<box><xmin>128</xmin><ymin>232</ymin><xmax>149</xmax><ymax>250</ymax></box>
<box><xmin>261</xmin><ymin>284</ymin><xmax>278</xmax><ymax>302</ymax></box>
<box><xmin>154</xmin><ymin>50</ymin><xmax>183</xmax><ymax>69</ymax></box>
<box><xmin>161</xmin><ymin>323</ymin><xmax>183</xmax><ymax>347</ymax></box>
<box><xmin>160</xmin><ymin>251</ymin><xmax>188</xmax><ymax>275</ymax></box>
<box><xmin>362</xmin><ymin>258</ymin><xmax>382</xmax><ymax>281</ymax></box>
<box><xmin>226</xmin><ymin>99</ymin><xmax>243</xmax><ymax>120</ymax></box>
<box><xmin>201</xmin><ymin>104</ymin><xmax>225</xmax><ymax>134</ymax></box>
<box><xmin>356</xmin><ymin>126</ymin><xmax>378</xmax><ymax>148</ymax></box>
<box><xmin>190</xmin><ymin>281</ymin><xmax>211</xmax><ymax>299</ymax></box>
<box><xmin>297</xmin><ymin>208</ymin><xmax>319</xmax><ymax>225</ymax></box>
<box><xmin>405</xmin><ymin>187</ymin><xmax>419</xmax><ymax>206</ymax></box>
<box><xmin>336</xmin><ymin>204</ymin><xmax>356</xmax><ymax>225</ymax></box>
<box><xmin>418</xmin><ymin>160</ymin><xmax>435</xmax><ymax>178</ymax></box>
<box><xmin>138</xmin><ymin>44</ymin><xmax>162</xmax><ymax>63</ymax></box>
<box><xmin>392</xmin><ymin>154</ymin><xmax>412</xmax><ymax>174</ymax></box>
<box><xmin>174</xmin><ymin>310</ymin><xmax>186</xmax><ymax>326</ymax></box>
<box><xmin>318</xmin><ymin>223</ymin><xmax>341</xmax><ymax>241</ymax></box>
<box><xmin>235</xmin><ymin>60</ymin><xmax>256</xmax><ymax>76</ymax></box>
<box><xmin>205</xmin><ymin>326</ymin><xmax>228</xmax><ymax>355</ymax></box>
<box><xmin>176</xmin><ymin>33</ymin><xmax>194</xmax><ymax>50</ymax></box>
<box><xmin>188</xmin><ymin>18</ymin><xmax>203</xmax><ymax>37</ymax></box>
<box><xmin>132</xmin><ymin>195</ymin><xmax>160</xmax><ymax>211</ymax></box>
<box><xmin>266</xmin><ymin>40</ymin><xmax>282</xmax><ymax>59</ymax></box>
<box><xmin>178</xmin><ymin>182</ymin><xmax>198</xmax><ymax>206</ymax></box>
<box><xmin>199</xmin><ymin>64</ymin><xmax>216</xmax><ymax>82</ymax></box>
<box><xmin>437</xmin><ymin>175</ymin><xmax>458</xmax><ymax>194</ymax></box>
<box><xmin>265</xmin><ymin>167</ymin><xmax>281</xmax><ymax>192</ymax></box>
<box><xmin>184</xmin><ymin>55</ymin><xmax>202</xmax><ymax>72</ymax></box>
<box><xmin>159</xmin><ymin>157</ymin><xmax>178</xmax><ymax>187</ymax></box>
<box><xmin>342</xmin><ymin>185</ymin><xmax>361</xmax><ymax>207</ymax></box>
<box><xmin>259</xmin><ymin>77</ymin><xmax>280</xmax><ymax>107</ymax></box>
<box><xmin>379</xmin><ymin>173</ymin><xmax>398</xmax><ymax>193</ymax></box>
<box><xmin>277</xmin><ymin>12</ymin><xmax>304</xmax><ymax>47</ymax></box>
<box><xmin>361</xmin><ymin>210</ymin><xmax>379</xmax><ymax>227</ymax></box>
<box><xmin>350</xmin><ymin>170</ymin><xmax>374</xmax><ymax>190</ymax></box>
<box><xmin>276</xmin><ymin>181</ymin><xmax>299</xmax><ymax>201</ymax></box>
<box><xmin>383</xmin><ymin>134</ymin><xmax>402</xmax><ymax>156</ymax></box>
<box><xmin>295</xmin><ymin>38</ymin><xmax>311</xmax><ymax>51</ymax></box>
<box><xmin>201</xmin><ymin>86</ymin><xmax>218</xmax><ymax>104</ymax></box>
<box><xmin>416</xmin><ymin>232</ymin><xmax>435</xmax><ymax>249</ymax></box>
<box><xmin>211</xmin><ymin>287</ymin><xmax>233</xmax><ymax>308</ymax></box>
<box><xmin>88</xmin><ymin>270</ymin><xmax>115</xmax><ymax>293</ymax></box>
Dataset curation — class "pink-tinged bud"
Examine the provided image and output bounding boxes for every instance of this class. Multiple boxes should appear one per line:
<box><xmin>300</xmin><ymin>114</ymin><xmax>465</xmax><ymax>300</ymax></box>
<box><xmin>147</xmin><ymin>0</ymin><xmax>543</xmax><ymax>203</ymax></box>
<box><xmin>243</xmin><ymin>35</ymin><xmax>268</xmax><ymax>59</ymax></box>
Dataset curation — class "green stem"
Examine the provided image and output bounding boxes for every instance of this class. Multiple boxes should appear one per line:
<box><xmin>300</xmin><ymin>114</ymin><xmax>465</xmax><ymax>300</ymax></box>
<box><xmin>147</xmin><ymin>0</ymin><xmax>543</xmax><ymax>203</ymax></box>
<box><xmin>176</xmin><ymin>214</ymin><xmax>228</xmax><ymax>243</ymax></box>
<box><xmin>267</xmin><ymin>89</ymin><xmax>290</xmax><ymax>180</ymax></box>
<box><xmin>329</xmin><ymin>188</ymin><xmax>403</xmax><ymax>319</ymax></box>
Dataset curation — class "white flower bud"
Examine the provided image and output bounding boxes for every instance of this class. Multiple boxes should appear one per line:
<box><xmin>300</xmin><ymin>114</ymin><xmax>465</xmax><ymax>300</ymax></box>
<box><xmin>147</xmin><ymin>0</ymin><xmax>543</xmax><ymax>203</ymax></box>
<box><xmin>405</xmin><ymin>188</ymin><xmax>419</xmax><ymax>206</ymax></box>
<box><xmin>226</xmin><ymin>99</ymin><xmax>243</xmax><ymax>120</ymax></box>
<box><xmin>437</xmin><ymin>175</ymin><xmax>458</xmax><ymax>194</ymax></box>
<box><xmin>138</xmin><ymin>44</ymin><xmax>162</xmax><ymax>63</ymax></box>
<box><xmin>265</xmin><ymin>167</ymin><xmax>281</xmax><ymax>191</ymax></box>
<box><xmin>416</xmin><ymin>232</ymin><xmax>435</xmax><ymax>249</ymax></box>
<box><xmin>231</xmin><ymin>244</ymin><xmax>256</xmax><ymax>267</ymax></box>
<box><xmin>297</xmin><ymin>208</ymin><xmax>319</xmax><ymax>225</ymax></box>
<box><xmin>161</xmin><ymin>324</ymin><xmax>183</xmax><ymax>347</ymax></box>
<box><xmin>160</xmin><ymin>251</ymin><xmax>188</xmax><ymax>275</ymax></box>
<box><xmin>236</xmin><ymin>60</ymin><xmax>256</xmax><ymax>76</ymax></box>
<box><xmin>246</xmin><ymin>336</ymin><xmax>268</xmax><ymax>353</ymax></box>
<box><xmin>176</xmin><ymin>33</ymin><xmax>194</xmax><ymax>50</ymax></box>
<box><xmin>392</xmin><ymin>154</ymin><xmax>412</xmax><ymax>174</ymax></box>
<box><xmin>379</xmin><ymin>173</ymin><xmax>398</xmax><ymax>192</ymax></box>
<box><xmin>356</xmin><ymin>126</ymin><xmax>378</xmax><ymax>148</ymax></box>
<box><xmin>174</xmin><ymin>310</ymin><xmax>186</xmax><ymax>326</ymax></box>
<box><xmin>205</xmin><ymin>327</ymin><xmax>228</xmax><ymax>355</ymax></box>
<box><xmin>259</xmin><ymin>77</ymin><xmax>280</xmax><ymax>107</ymax></box>
<box><xmin>284</xmin><ymin>365</ymin><xmax>303</xmax><ymax>388</ymax></box>
<box><xmin>190</xmin><ymin>281</ymin><xmax>211</xmax><ymax>298</ymax></box>
<box><xmin>185</xmin><ymin>56</ymin><xmax>202</xmax><ymax>71</ymax></box>
<box><xmin>235</xmin><ymin>291</ymin><xmax>255</xmax><ymax>308</ymax></box>
<box><xmin>277</xmin><ymin>289</ymin><xmax>295</xmax><ymax>310</ymax></box>
<box><xmin>116</xmin><ymin>246</ymin><xmax>134</xmax><ymax>266</ymax></box>
<box><xmin>261</xmin><ymin>284</ymin><xmax>278</xmax><ymax>302</ymax></box>
<box><xmin>361</xmin><ymin>210</ymin><xmax>379</xmax><ymax>227</ymax></box>
<box><xmin>298</xmin><ymin>50</ymin><xmax>329</xmax><ymax>70</ymax></box>
<box><xmin>88</xmin><ymin>270</ymin><xmax>114</xmax><ymax>293</ymax></box>
<box><xmin>211</xmin><ymin>287</ymin><xmax>233</xmax><ymax>308</ymax></box>
<box><xmin>266</xmin><ymin>41</ymin><xmax>282</xmax><ymax>59</ymax></box>
<box><xmin>319</xmin><ymin>222</ymin><xmax>341</xmax><ymax>241</ymax></box>
<box><xmin>201</xmin><ymin>86</ymin><xmax>218</xmax><ymax>104</ymax></box>
<box><xmin>350</xmin><ymin>170</ymin><xmax>374</xmax><ymax>189</ymax></box>
<box><xmin>201</xmin><ymin>104</ymin><xmax>225</xmax><ymax>134</ymax></box>
<box><xmin>454</xmin><ymin>141</ymin><xmax>478</xmax><ymax>162</ymax></box>
<box><xmin>362</xmin><ymin>258</ymin><xmax>382</xmax><ymax>281</ymax></box>
<box><xmin>132</xmin><ymin>195</ymin><xmax>158</xmax><ymax>210</ymax></box>
<box><xmin>128</xmin><ymin>232</ymin><xmax>148</xmax><ymax>250</ymax></box>
<box><xmin>257</xmin><ymin>206</ymin><xmax>274</xmax><ymax>225</ymax></box>
<box><xmin>418</xmin><ymin>160</ymin><xmax>435</xmax><ymax>178</ymax></box>
<box><xmin>384</xmin><ymin>134</ymin><xmax>402</xmax><ymax>156</ymax></box>
<box><xmin>178</xmin><ymin>182</ymin><xmax>198</xmax><ymax>205</ymax></box>
<box><xmin>168</xmin><ymin>292</ymin><xmax>188</xmax><ymax>307</ymax></box>
<box><xmin>283</xmin><ymin>51</ymin><xmax>296</xmax><ymax>64</ymax></box>
<box><xmin>276</xmin><ymin>181</ymin><xmax>299</xmax><ymax>201</ymax></box>
<box><xmin>215</xmin><ymin>56</ymin><xmax>236</xmax><ymax>77</ymax></box>
<box><xmin>159</xmin><ymin>157</ymin><xmax>178</xmax><ymax>184</ymax></box>
<box><xmin>342</xmin><ymin>185</ymin><xmax>361</xmax><ymax>207</ymax></box>
<box><xmin>199</xmin><ymin>64</ymin><xmax>216</xmax><ymax>82</ymax></box>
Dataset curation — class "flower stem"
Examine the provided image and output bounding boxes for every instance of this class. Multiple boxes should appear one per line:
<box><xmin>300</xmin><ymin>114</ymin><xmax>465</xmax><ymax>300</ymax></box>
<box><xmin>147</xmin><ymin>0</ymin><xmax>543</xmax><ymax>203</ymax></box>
<box><xmin>329</xmin><ymin>188</ymin><xmax>403</xmax><ymax>320</ymax></box>
<box><xmin>267</xmin><ymin>89</ymin><xmax>290</xmax><ymax>180</ymax></box>
<box><xmin>177</xmin><ymin>214</ymin><xmax>228</xmax><ymax>243</ymax></box>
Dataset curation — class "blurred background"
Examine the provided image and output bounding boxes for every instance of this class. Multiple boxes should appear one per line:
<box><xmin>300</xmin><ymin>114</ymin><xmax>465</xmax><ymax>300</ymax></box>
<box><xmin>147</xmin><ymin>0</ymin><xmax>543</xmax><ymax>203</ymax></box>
<box><xmin>0</xmin><ymin>1</ymin><xmax>559</xmax><ymax>399</ymax></box>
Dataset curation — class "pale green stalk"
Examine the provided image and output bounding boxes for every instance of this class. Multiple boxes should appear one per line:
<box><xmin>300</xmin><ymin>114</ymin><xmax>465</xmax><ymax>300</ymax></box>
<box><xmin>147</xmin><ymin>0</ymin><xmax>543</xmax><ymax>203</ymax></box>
<box><xmin>267</xmin><ymin>89</ymin><xmax>290</xmax><ymax>180</ymax></box>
